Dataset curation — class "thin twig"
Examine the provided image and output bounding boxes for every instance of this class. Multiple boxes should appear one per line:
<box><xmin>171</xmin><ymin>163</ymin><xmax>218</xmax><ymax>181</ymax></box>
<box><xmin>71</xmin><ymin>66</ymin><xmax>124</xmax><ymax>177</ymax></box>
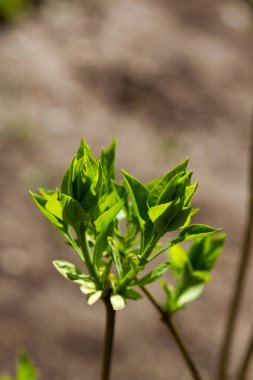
<box><xmin>236</xmin><ymin>328</ymin><xmax>253</xmax><ymax>380</ymax></box>
<box><xmin>141</xmin><ymin>286</ymin><xmax>204</xmax><ymax>380</ymax></box>
<box><xmin>101</xmin><ymin>297</ymin><xmax>116</xmax><ymax>380</ymax></box>
<box><xmin>217</xmin><ymin>114</ymin><xmax>253</xmax><ymax>380</ymax></box>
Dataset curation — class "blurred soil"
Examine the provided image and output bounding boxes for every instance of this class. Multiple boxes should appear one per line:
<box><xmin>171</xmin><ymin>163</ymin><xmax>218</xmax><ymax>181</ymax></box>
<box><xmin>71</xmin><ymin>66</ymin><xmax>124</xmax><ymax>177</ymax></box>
<box><xmin>0</xmin><ymin>1</ymin><xmax>253</xmax><ymax>379</ymax></box>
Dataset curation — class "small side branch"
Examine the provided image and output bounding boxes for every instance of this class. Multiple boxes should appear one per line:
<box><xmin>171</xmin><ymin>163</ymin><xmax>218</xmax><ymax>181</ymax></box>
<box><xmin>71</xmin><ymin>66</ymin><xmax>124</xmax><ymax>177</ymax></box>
<box><xmin>141</xmin><ymin>286</ymin><xmax>204</xmax><ymax>380</ymax></box>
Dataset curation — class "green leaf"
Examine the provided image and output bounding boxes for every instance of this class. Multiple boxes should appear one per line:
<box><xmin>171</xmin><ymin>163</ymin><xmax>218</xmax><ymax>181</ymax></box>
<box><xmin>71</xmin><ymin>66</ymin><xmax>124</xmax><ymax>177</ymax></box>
<box><xmin>87</xmin><ymin>290</ymin><xmax>102</xmax><ymax>305</ymax></box>
<box><xmin>124</xmin><ymin>288</ymin><xmax>143</xmax><ymax>300</ymax></box>
<box><xmin>29</xmin><ymin>192</ymin><xmax>66</xmax><ymax>232</ymax></box>
<box><xmin>146</xmin><ymin>158</ymin><xmax>189</xmax><ymax>206</ymax></box>
<box><xmin>61</xmin><ymin>156</ymin><xmax>76</xmax><ymax>196</ymax></box>
<box><xmin>156</xmin><ymin>172</ymin><xmax>185</xmax><ymax>205</ymax></box>
<box><xmin>184</xmin><ymin>182</ymin><xmax>198</xmax><ymax>206</ymax></box>
<box><xmin>122</xmin><ymin>170</ymin><xmax>150</xmax><ymax>229</ymax></box>
<box><xmin>171</xmin><ymin>224</ymin><xmax>221</xmax><ymax>245</ymax></box>
<box><xmin>17</xmin><ymin>352</ymin><xmax>39</xmax><ymax>380</ymax></box>
<box><xmin>188</xmin><ymin>234</ymin><xmax>226</xmax><ymax>272</ymax></box>
<box><xmin>77</xmin><ymin>137</ymin><xmax>96</xmax><ymax>163</ymax></box>
<box><xmin>45</xmin><ymin>191</ymin><xmax>87</xmax><ymax>226</ymax></box>
<box><xmin>151</xmin><ymin>198</ymin><xmax>183</xmax><ymax>238</ymax></box>
<box><xmin>53</xmin><ymin>260</ymin><xmax>91</xmax><ymax>284</ymax></box>
<box><xmin>169</xmin><ymin>244</ymin><xmax>189</xmax><ymax>276</ymax></box>
<box><xmin>167</xmin><ymin>207</ymin><xmax>192</xmax><ymax>231</ymax></box>
<box><xmin>95</xmin><ymin>198</ymin><xmax>125</xmax><ymax>233</ymax></box>
<box><xmin>80</xmin><ymin>281</ymin><xmax>97</xmax><ymax>294</ymax></box>
<box><xmin>148</xmin><ymin>202</ymin><xmax>174</xmax><ymax>222</ymax></box>
<box><xmin>93</xmin><ymin>231</ymin><xmax>110</xmax><ymax>268</ymax></box>
<box><xmin>110</xmin><ymin>294</ymin><xmax>126</xmax><ymax>310</ymax></box>
<box><xmin>134</xmin><ymin>261</ymin><xmax>170</xmax><ymax>287</ymax></box>
<box><xmin>108</xmin><ymin>237</ymin><xmax>123</xmax><ymax>277</ymax></box>
<box><xmin>176</xmin><ymin>284</ymin><xmax>204</xmax><ymax>307</ymax></box>
<box><xmin>101</xmin><ymin>139</ymin><xmax>116</xmax><ymax>190</ymax></box>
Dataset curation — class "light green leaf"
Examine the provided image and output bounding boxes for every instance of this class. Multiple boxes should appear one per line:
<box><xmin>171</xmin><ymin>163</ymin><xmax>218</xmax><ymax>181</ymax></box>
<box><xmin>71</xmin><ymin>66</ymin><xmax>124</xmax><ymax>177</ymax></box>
<box><xmin>76</xmin><ymin>137</ymin><xmax>96</xmax><ymax>163</ymax></box>
<box><xmin>148</xmin><ymin>202</ymin><xmax>174</xmax><ymax>222</ymax></box>
<box><xmin>134</xmin><ymin>261</ymin><xmax>170</xmax><ymax>287</ymax></box>
<box><xmin>170</xmin><ymin>244</ymin><xmax>189</xmax><ymax>275</ymax></box>
<box><xmin>171</xmin><ymin>224</ymin><xmax>221</xmax><ymax>245</ymax></box>
<box><xmin>80</xmin><ymin>281</ymin><xmax>97</xmax><ymax>294</ymax></box>
<box><xmin>151</xmin><ymin>198</ymin><xmax>183</xmax><ymax>239</ymax></box>
<box><xmin>108</xmin><ymin>237</ymin><xmax>123</xmax><ymax>277</ymax></box>
<box><xmin>95</xmin><ymin>198</ymin><xmax>125</xmax><ymax>233</ymax></box>
<box><xmin>53</xmin><ymin>260</ymin><xmax>91</xmax><ymax>284</ymax></box>
<box><xmin>101</xmin><ymin>139</ymin><xmax>116</xmax><ymax>190</ymax></box>
<box><xmin>110</xmin><ymin>294</ymin><xmax>126</xmax><ymax>310</ymax></box>
<box><xmin>29</xmin><ymin>192</ymin><xmax>66</xmax><ymax>232</ymax></box>
<box><xmin>87</xmin><ymin>290</ymin><xmax>102</xmax><ymax>305</ymax></box>
<box><xmin>177</xmin><ymin>284</ymin><xmax>204</xmax><ymax>307</ymax></box>
<box><xmin>17</xmin><ymin>352</ymin><xmax>39</xmax><ymax>380</ymax></box>
<box><xmin>191</xmin><ymin>271</ymin><xmax>211</xmax><ymax>283</ymax></box>
<box><xmin>184</xmin><ymin>182</ymin><xmax>198</xmax><ymax>206</ymax></box>
<box><xmin>146</xmin><ymin>158</ymin><xmax>189</xmax><ymax>206</ymax></box>
<box><xmin>122</xmin><ymin>170</ymin><xmax>150</xmax><ymax>229</ymax></box>
<box><xmin>93</xmin><ymin>231</ymin><xmax>109</xmax><ymax>268</ymax></box>
<box><xmin>46</xmin><ymin>191</ymin><xmax>87</xmax><ymax>226</ymax></box>
<box><xmin>156</xmin><ymin>172</ymin><xmax>184</xmax><ymax>205</ymax></box>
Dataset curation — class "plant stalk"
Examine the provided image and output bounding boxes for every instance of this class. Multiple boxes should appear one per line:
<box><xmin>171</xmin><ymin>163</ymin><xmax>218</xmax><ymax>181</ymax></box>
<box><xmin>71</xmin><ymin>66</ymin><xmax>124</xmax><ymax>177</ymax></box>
<box><xmin>141</xmin><ymin>286</ymin><xmax>203</xmax><ymax>380</ymax></box>
<box><xmin>236</xmin><ymin>328</ymin><xmax>253</xmax><ymax>380</ymax></box>
<box><xmin>217</xmin><ymin>115</ymin><xmax>253</xmax><ymax>380</ymax></box>
<box><xmin>101</xmin><ymin>297</ymin><xmax>116</xmax><ymax>380</ymax></box>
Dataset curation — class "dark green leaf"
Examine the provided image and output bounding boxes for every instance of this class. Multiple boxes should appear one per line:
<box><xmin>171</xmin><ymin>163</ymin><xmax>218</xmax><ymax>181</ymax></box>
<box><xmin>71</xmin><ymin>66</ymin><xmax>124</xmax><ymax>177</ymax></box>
<box><xmin>188</xmin><ymin>234</ymin><xmax>226</xmax><ymax>272</ymax></box>
<box><xmin>171</xmin><ymin>224</ymin><xmax>221</xmax><ymax>245</ymax></box>
<box><xmin>124</xmin><ymin>287</ymin><xmax>143</xmax><ymax>300</ymax></box>
<box><xmin>122</xmin><ymin>170</ymin><xmax>149</xmax><ymax>229</ymax></box>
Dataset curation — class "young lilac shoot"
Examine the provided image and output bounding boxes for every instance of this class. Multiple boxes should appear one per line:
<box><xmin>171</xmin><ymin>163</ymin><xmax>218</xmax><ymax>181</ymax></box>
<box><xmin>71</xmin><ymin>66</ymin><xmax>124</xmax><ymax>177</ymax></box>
<box><xmin>30</xmin><ymin>137</ymin><xmax>220</xmax><ymax>311</ymax></box>
<box><xmin>30</xmin><ymin>137</ymin><xmax>224</xmax><ymax>380</ymax></box>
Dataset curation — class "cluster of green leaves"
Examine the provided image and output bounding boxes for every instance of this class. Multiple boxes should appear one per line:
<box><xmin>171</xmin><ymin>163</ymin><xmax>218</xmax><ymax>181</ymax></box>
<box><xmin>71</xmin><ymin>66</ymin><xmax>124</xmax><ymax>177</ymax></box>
<box><xmin>31</xmin><ymin>137</ymin><xmax>224</xmax><ymax>311</ymax></box>
<box><xmin>0</xmin><ymin>352</ymin><xmax>39</xmax><ymax>380</ymax></box>
<box><xmin>163</xmin><ymin>234</ymin><xmax>225</xmax><ymax>313</ymax></box>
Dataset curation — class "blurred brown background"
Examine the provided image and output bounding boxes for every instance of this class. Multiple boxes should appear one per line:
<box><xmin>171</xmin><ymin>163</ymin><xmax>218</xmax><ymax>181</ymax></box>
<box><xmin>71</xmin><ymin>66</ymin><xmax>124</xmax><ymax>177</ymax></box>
<box><xmin>0</xmin><ymin>1</ymin><xmax>253</xmax><ymax>379</ymax></box>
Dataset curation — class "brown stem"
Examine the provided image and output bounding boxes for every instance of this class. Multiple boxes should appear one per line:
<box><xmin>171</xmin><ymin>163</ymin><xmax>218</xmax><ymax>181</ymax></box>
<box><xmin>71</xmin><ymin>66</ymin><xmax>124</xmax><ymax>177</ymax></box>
<box><xmin>217</xmin><ymin>114</ymin><xmax>253</xmax><ymax>380</ymax></box>
<box><xmin>101</xmin><ymin>297</ymin><xmax>116</xmax><ymax>380</ymax></box>
<box><xmin>141</xmin><ymin>286</ymin><xmax>204</xmax><ymax>380</ymax></box>
<box><xmin>236</xmin><ymin>329</ymin><xmax>253</xmax><ymax>380</ymax></box>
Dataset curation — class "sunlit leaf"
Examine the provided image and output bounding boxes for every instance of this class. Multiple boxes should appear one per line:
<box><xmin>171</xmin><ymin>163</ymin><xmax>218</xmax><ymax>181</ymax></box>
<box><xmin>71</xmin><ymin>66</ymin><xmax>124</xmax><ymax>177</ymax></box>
<box><xmin>134</xmin><ymin>261</ymin><xmax>170</xmax><ymax>287</ymax></box>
